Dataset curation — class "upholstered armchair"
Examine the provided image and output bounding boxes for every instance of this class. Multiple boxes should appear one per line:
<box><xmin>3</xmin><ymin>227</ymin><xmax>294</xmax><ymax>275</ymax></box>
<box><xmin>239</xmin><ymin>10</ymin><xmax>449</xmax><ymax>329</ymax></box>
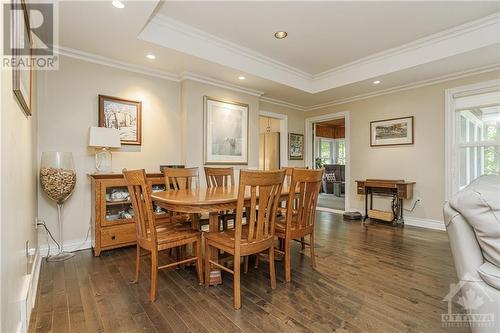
<box><xmin>322</xmin><ymin>164</ymin><xmax>345</xmax><ymax>196</ymax></box>
<box><xmin>444</xmin><ymin>175</ymin><xmax>500</xmax><ymax>333</ymax></box>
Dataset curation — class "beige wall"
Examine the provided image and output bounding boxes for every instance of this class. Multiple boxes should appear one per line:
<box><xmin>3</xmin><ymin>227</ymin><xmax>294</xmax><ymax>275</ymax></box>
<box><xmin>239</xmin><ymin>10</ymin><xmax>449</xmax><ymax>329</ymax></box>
<box><xmin>259</xmin><ymin>101</ymin><xmax>306</xmax><ymax>167</ymax></box>
<box><xmin>0</xmin><ymin>39</ymin><xmax>39</xmax><ymax>333</ymax></box>
<box><xmin>307</xmin><ymin>70</ymin><xmax>500</xmax><ymax>223</ymax></box>
<box><xmin>181</xmin><ymin>79</ymin><xmax>261</xmax><ymax>180</ymax></box>
<box><xmin>37</xmin><ymin>56</ymin><xmax>182</xmax><ymax>248</ymax></box>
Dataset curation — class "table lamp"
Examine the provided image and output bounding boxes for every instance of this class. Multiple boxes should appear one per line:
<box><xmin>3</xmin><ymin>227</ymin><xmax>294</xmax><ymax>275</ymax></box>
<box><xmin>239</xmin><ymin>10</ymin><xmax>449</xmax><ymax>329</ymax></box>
<box><xmin>88</xmin><ymin>127</ymin><xmax>121</xmax><ymax>173</ymax></box>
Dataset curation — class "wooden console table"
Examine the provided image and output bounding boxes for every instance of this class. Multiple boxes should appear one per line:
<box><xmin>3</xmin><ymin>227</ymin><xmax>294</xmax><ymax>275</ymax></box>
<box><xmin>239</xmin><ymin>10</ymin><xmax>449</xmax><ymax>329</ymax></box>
<box><xmin>356</xmin><ymin>179</ymin><xmax>415</xmax><ymax>226</ymax></box>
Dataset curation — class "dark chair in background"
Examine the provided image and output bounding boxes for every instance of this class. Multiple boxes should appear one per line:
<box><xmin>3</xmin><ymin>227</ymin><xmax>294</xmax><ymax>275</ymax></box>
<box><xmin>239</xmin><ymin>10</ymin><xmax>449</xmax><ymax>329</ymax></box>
<box><xmin>322</xmin><ymin>164</ymin><xmax>345</xmax><ymax>197</ymax></box>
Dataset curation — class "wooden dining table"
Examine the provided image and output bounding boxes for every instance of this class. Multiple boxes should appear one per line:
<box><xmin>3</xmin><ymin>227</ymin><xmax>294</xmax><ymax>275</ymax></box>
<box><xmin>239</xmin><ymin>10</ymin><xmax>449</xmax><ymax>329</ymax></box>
<box><xmin>151</xmin><ymin>185</ymin><xmax>292</xmax><ymax>285</ymax></box>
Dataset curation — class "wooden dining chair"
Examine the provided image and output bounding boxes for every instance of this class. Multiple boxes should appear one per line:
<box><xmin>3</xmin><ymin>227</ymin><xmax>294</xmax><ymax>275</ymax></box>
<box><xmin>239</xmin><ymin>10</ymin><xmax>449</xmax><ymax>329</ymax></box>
<box><xmin>275</xmin><ymin>168</ymin><xmax>323</xmax><ymax>283</ymax></box>
<box><xmin>163</xmin><ymin>167</ymin><xmax>200</xmax><ymax>190</ymax></box>
<box><xmin>204</xmin><ymin>169</ymin><xmax>285</xmax><ymax>309</ymax></box>
<box><xmin>123</xmin><ymin>169</ymin><xmax>203</xmax><ymax>301</ymax></box>
<box><xmin>205</xmin><ymin>167</ymin><xmax>235</xmax><ymax>230</ymax></box>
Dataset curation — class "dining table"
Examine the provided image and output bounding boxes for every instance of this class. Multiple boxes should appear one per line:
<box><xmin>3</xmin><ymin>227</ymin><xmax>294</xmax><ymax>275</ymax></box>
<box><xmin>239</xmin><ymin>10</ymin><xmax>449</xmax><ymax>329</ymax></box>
<box><xmin>151</xmin><ymin>184</ymin><xmax>292</xmax><ymax>285</ymax></box>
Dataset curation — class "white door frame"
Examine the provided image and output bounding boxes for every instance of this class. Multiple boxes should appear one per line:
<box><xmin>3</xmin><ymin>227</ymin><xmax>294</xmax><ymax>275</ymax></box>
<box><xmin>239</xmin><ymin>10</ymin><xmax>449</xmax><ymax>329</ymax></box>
<box><xmin>305</xmin><ymin>111</ymin><xmax>351</xmax><ymax>212</ymax></box>
<box><xmin>259</xmin><ymin>110</ymin><xmax>288</xmax><ymax>167</ymax></box>
<box><xmin>445</xmin><ymin>79</ymin><xmax>500</xmax><ymax>200</ymax></box>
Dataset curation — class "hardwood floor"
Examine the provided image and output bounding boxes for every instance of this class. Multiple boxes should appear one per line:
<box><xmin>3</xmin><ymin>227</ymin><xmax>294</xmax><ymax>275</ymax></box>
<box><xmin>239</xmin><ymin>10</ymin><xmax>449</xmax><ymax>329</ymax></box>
<box><xmin>30</xmin><ymin>212</ymin><xmax>468</xmax><ymax>333</ymax></box>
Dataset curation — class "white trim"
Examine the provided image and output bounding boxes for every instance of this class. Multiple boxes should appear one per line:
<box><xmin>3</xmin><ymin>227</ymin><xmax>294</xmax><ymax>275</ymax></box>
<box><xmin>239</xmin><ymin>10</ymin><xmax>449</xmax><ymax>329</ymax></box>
<box><xmin>259</xmin><ymin>111</ymin><xmax>288</xmax><ymax>167</ymax></box>
<box><xmin>140</xmin><ymin>12</ymin><xmax>500</xmax><ymax>93</ymax></box>
<box><xmin>444</xmin><ymin>79</ymin><xmax>500</xmax><ymax>200</ymax></box>
<box><xmin>259</xmin><ymin>96</ymin><xmax>306</xmax><ymax>111</ymax></box>
<box><xmin>18</xmin><ymin>250</ymin><xmax>42</xmax><ymax>333</ymax></box>
<box><xmin>404</xmin><ymin>217</ymin><xmax>446</xmax><ymax>231</ymax></box>
<box><xmin>181</xmin><ymin>72</ymin><xmax>264</xmax><ymax>97</ymax></box>
<box><xmin>305</xmin><ymin>111</ymin><xmax>351</xmax><ymax>211</ymax></box>
<box><xmin>139</xmin><ymin>14</ymin><xmax>312</xmax><ymax>92</ymax></box>
<box><xmin>55</xmin><ymin>46</ymin><xmax>180</xmax><ymax>82</ymax></box>
<box><xmin>38</xmin><ymin>239</ymin><xmax>92</xmax><ymax>257</ymax></box>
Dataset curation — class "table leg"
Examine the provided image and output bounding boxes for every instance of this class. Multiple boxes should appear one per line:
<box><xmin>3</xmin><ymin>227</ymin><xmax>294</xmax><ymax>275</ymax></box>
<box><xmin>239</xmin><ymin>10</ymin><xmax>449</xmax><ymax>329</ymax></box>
<box><xmin>363</xmin><ymin>192</ymin><xmax>368</xmax><ymax>221</ymax></box>
<box><xmin>208</xmin><ymin>211</ymin><xmax>222</xmax><ymax>286</ymax></box>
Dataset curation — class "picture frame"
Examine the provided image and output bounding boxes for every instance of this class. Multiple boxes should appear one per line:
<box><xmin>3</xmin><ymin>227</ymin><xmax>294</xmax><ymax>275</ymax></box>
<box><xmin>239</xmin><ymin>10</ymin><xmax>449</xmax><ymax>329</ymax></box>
<box><xmin>370</xmin><ymin>116</ymin><xmax>414</xmax><ymax>147</ymax></box>
<box><xmin>204</xmin><ymin>96</ymin><xmax>248</xmax><ymax>165</ymax></box>
<box><xmin>98</xmin><ymin>95</ymin><xmax>142</xmax><ymax>145</ymax></box>
<box><xmin>12</xmin><ymin>0</ymin><xmax>33</xmax><ymax>117</ymax></box>
<box><xmin>289</xmin><ymin>133</ymin><xmax>304</xmax><ymax>160</ymax></box>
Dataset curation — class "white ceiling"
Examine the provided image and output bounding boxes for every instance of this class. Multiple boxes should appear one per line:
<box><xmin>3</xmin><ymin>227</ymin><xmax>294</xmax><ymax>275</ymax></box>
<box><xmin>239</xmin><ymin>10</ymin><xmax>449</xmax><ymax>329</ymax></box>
<box><xmin>158</xmin><ymin>1</ymin><xmax>500</xmax><ymax>74</ymax></box>
<box><xmin>56</xmin><ymin>1</ymin><xmax>500</xmax><ymax>109</ymax></box>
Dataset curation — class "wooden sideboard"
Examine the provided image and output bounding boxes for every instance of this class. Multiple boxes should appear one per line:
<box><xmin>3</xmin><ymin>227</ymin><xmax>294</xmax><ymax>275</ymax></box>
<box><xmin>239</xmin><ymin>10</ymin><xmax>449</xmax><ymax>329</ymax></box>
<box><xmin>89</xmin><ymin>173</ymin><xmax>168</xmax><ymax>256</ymax></box>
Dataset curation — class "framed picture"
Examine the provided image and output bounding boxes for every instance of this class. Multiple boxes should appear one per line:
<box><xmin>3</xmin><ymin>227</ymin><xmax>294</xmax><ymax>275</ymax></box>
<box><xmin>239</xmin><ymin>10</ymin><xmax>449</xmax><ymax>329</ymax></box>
<box><xmin>370</xmin><ymin>116</ymin><xmax>414</xmax><ymax>147</ymax></box>
<box><xmin>12</xmin><ymin>0</ymin><xmax>32</xmax><ymax>116</ymax></box>
<box><xmin>289</xmin><ymin>133</ymin><xmax>304</xmax><ymax>160</ymax></box>
<box><xmin>204</xmin><ymin>96</ymin><xmax>248</xmax><ymax>165</ymax></box>
<box><xmin>98</xmin><ymin>95</ymin><xmax>142</xmax><ymax>145</ymax></box>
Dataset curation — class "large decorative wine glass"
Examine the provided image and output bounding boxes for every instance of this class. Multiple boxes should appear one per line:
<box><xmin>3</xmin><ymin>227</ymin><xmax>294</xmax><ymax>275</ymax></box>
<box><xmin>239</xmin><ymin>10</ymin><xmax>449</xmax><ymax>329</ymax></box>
<box><xmin>40</xmin><ymin>152</ymin><xmax>77</xmax><ymax>261</ymax></box>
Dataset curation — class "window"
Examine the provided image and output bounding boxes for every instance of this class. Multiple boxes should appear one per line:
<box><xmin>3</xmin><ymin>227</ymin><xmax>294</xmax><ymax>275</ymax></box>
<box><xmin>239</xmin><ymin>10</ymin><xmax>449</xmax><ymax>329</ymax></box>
<box><xmin>317</xmin><ymin>138</ymin><xmax>345</xmax><ymax>165</ymax></box>
<box><xmin>449</xmin><ymin>88</ymin><xmax>500</xmax><ymax>195</ymax></box>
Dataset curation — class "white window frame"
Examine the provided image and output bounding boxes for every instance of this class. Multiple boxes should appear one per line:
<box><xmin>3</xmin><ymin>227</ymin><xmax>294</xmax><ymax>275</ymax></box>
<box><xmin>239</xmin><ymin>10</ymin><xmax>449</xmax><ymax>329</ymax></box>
<box><xmin>445</xmin><ymin>79</ymin><xmax>500</xmax><ymax>200</ymax></box>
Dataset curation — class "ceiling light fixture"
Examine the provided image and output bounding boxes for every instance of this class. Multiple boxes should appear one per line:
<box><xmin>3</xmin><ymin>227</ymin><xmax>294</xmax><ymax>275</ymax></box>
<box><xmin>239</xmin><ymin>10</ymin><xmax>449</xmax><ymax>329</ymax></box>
<box><xmin>112</xmin><ymin>1</ymin><xmax>125</xmax><ymax>9</ymax></box>
<box><xmin>373</xmin><ymin>80</ymin><xmax>381</xmax><ymax>85</ymax></box>
<box><xmin>146</xmin><ymin>54</ymin><xmax>156</xmax><ymax>60</ymax></box>
<box><xmin>274</xmin><ymin>31</ymin><xmax>288</xmax><ymax>39</ymax></box>
<box><xmin>238</xmin><ymin>76</ymin><xmax>246</xmax><ymax>80</ymax></box>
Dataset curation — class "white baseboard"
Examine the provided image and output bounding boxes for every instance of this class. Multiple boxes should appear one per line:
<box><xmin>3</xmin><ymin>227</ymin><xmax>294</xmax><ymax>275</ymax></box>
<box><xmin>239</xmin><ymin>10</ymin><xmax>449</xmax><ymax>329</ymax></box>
<box><xmin>404</xmin><ymin>217</ymin><xmax>446</xmax><ymax>231</ymax></box>
<box><xmin>38</xmin><ymin>239</ymin><xmax>92</xmax><ymax>257</ymax></box>
<box><xmin>330</xmin><ymin>207</ymin><xmax>446</xmax><ymax>231</ymax></box>
<box><xmin>18</xmin><ymin>249</ymin><xmax>42</xmax><ymax>333</ymax></box>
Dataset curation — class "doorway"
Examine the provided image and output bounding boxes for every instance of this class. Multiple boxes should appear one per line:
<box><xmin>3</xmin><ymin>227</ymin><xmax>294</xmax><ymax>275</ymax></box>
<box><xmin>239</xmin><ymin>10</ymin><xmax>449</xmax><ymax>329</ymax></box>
<box><xmin>305</xmin><ymin>112</ymin><xmax>350</xmax><ymax>213</ymax></box>
<box><xmin>259</xmin><ymin>111</ymin><xmax>288</xmax><ymax>170</ymax></box>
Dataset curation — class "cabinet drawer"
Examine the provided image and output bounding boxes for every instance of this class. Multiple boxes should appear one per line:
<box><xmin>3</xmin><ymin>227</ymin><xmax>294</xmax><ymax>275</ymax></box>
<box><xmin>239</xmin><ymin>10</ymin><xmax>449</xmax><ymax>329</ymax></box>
<box><xmin>101</xmin><ymin>224</ymin><xmax>136</xmax><ymax>247</ymax></box>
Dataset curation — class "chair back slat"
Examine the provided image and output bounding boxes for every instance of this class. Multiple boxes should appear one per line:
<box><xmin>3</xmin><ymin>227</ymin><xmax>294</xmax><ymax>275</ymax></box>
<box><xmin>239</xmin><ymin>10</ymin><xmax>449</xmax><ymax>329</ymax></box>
<box><xmin>123</xmin><ymin>169</ymin><xmax>157</xmax><ymax>244</ymax></box>
<box><xmin>235</xmin><ymin>170</ymin><xmax>285</xmax><ymax>245</ymax></box>
<box><xmin>163</xmin><ymin>167</ymin><xmax>200</xmax><ymax>190</ymax></box>
<box><xmin>286</xmin><ymin>169</ymin><xmax>323</xmax><ymax>231</ymax></box>
<box><xmin>205</xmin><ymin>167</ymin><xmax>235</xmax><ymax>188</ymax></box>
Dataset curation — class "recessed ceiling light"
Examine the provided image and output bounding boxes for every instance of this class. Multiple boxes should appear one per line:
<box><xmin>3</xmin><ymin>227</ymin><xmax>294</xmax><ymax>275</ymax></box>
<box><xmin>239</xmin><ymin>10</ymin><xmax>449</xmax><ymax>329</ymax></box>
<box><xmin>238</xmin><ymin>76</ymin><xmax>246</xmax><ymax>80</ymax></box>
<box><xmin>146</xmin><ymin>54</ymin><xmax>156</xmax><ymax>60</ymax></box>
<box><xmin>112</xmin><ymin>1</ymin><xmax>124</xmax><ymax>9</ymax></box>
<box><xmin>373</xmin><ymin>80</ymin><xmax>381</xmax><ymax>85</ymax></box>
<box><xmin>274</xmin><ymin>31</ymin><xmax>288</xmax><ymax>39</ymax></box>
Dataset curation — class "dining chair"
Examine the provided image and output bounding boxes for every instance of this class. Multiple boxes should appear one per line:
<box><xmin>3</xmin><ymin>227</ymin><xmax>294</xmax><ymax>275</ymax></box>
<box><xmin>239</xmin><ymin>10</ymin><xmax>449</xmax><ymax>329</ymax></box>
<box><xmin>205</xmin><ymin>167</ymin><xmax>235</xmax><ymax>230</ymax></box>
<box><xmin>163</xmin><ymin>167</ymin><xmax>200</xmax><ymax>190</ymax></box>
<box><xmin>275</xmin><ymin>168</ymin><xmax>323</xmax><ymax>283</ymax></box>
<box><xmin>204</xmin><ymin>169</ymin><xmax>285</xmax><ymax>309</ymax></box>
<box><xmin>123</xmin><ymin>169</ymin><xmax>203</xmax><ymax>301</ymax></box>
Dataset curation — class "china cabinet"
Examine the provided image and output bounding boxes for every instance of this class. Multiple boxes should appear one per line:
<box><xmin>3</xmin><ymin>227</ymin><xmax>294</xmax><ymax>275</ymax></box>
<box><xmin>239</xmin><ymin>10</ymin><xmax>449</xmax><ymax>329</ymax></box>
<box><xmin>89</xmin><ymin>173</ymin><xmax>168</xmax><ymax>256</ymax></box>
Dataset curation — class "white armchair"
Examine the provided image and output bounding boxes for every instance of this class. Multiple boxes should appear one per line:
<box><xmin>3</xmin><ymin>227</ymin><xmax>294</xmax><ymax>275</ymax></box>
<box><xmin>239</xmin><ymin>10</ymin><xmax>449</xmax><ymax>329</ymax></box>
<box><xmin>444</xmin><ymin>175</ymin><xmax>500</xmax><ymax>333</ymax></box>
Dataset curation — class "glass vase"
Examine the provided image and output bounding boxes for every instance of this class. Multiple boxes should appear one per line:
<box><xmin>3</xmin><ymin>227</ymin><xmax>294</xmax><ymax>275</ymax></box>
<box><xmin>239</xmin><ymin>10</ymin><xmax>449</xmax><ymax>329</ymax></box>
<box><xmin>40</xmin><ymin>152</ymin><xmax>76</xmax><ymax>261</ymax></box>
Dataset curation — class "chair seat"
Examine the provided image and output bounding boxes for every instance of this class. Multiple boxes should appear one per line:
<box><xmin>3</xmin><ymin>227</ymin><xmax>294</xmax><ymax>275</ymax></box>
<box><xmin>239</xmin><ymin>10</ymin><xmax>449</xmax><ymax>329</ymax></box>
<box><xmin>275</xmin><ymin>214</ymin><xmax>298</xmax><ymax>232</ymax></box>
<box><xmin>204</xmin><ymin>226</ymin><xmax>251</xmax><ymax>248</ymax></box>
<box><xmin>150</xmin><ymin>225</ymin><xmax>200</xmax><ymax>244</ymax></box>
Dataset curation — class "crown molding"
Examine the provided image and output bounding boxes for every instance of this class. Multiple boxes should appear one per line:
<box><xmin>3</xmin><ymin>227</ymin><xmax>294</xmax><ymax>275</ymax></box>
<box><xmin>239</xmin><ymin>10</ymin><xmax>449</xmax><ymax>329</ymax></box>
<box><xmin>259</xmin><ymin>96</ymin><xmax>306</xmax><ymax>111</ymax></box>
<box><xmin>140</xmin><ymin>11</ymin><xmax>500</xmax><ymax>94</ymax></box>
<box><xmin>180</xmin><ymin>72</ymin><xmax>264</xmax><ymax>97</ymax></box>
<box><xmin>139</xmin><ymin>15</ymin><xmax>313</xmax><ymax>92</ymax></box>
<box><xmin>54</xmin><ymin>46</ymin><xmax>180</xmax><ymax>82</ymax></box>
<box><xmin>304</xmin><ymin>63</ymin><xmax>500</xmax><ymax>111</ymax></box>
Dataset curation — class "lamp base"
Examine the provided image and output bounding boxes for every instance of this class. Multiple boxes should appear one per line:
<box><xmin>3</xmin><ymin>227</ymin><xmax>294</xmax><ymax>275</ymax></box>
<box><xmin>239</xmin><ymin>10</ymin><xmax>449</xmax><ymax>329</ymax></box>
<box><xmin>46</xmin><ymin>251</ymin><xmax>75</xmax><ymax>262</ymax></box>
<box><xmin>95</xmin><ymin>147</ymin><xmax>112</xmax><ymax>173</ymax></box>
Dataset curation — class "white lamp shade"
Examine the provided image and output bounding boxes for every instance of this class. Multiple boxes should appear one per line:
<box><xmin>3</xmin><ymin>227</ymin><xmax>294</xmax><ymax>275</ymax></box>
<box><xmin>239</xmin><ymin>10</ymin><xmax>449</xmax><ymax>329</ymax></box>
<box><xmin>88</xmin><ymin>127</ymin><xmax>121</xmax><ymax>148</ymax></box>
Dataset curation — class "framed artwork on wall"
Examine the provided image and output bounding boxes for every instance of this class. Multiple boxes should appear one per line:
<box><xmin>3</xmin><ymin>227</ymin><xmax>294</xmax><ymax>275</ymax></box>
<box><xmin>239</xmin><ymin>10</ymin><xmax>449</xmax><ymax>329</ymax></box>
<box><xmin>289</xmin><ymin>133</ymin><xmax>304</xmax><ymax>160</ymax></box>
<box><xmin>98</xmin><ymin>95</ymin><xmax>142</xmax><ymax>145</ymax></box>
<box><xmin>370</xmin><ymin>116</ymin><xmax>414</xmax><ymax>147</ymax></box>
<box><xmin>12</xmin><ymin>0</ymin><xmax>33</xmax><ymax>116</ymax></box>
<box><xmin>204</xmin><ymin>96</ymin><xmax>249</xmax><ymax>165</ymax></box>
